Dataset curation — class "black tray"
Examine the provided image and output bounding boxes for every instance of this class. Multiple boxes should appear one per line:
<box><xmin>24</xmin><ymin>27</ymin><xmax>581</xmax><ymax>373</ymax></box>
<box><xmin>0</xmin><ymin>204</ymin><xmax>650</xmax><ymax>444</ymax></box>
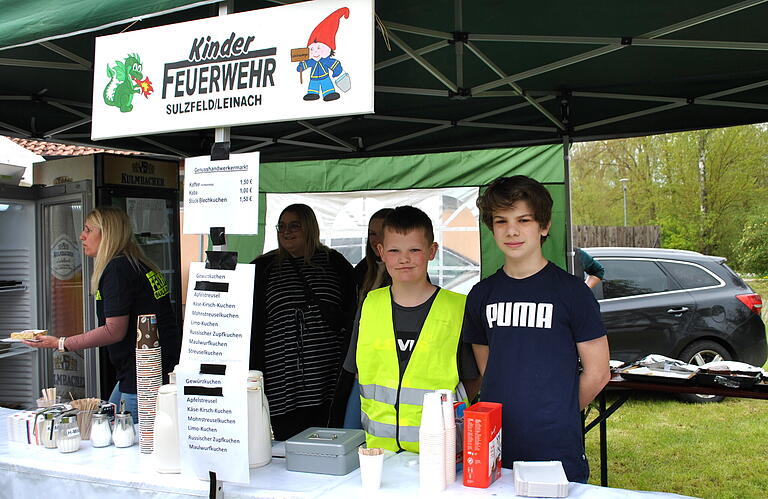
<box><xmin>692</xmin><ymin>370</ymin><xmax>761</xmax><ymax>390</ymax></box>
<box><xmin>753</xmin><ymin>381</ymin><xmax>768</xmax><ymax>393</ymax></box>
<box><xmin>618</xmin><ymin>366</ymin><xmax>696</xmax><ymax>385</ymax></box>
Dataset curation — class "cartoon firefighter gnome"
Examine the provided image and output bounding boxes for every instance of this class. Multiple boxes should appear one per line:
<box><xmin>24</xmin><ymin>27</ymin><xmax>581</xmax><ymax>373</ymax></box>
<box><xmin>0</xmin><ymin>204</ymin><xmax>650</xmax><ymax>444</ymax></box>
<box><xmin>293</xmin><ymin>7</ymin><xmax>351</xmax><ymax>101</ymax></box>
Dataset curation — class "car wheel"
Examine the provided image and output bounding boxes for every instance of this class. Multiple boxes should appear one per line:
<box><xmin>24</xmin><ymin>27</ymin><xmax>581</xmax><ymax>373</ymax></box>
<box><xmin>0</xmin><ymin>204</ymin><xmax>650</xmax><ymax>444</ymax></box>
<box><xmin>676</xmin><ymin>340</ymin><xmax>732</xmax><ymax>403</ymax></box>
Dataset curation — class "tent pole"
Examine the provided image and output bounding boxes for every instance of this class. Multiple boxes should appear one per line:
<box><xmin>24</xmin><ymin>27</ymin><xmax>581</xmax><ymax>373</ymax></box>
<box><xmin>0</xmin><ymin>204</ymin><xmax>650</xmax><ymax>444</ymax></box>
<box><xmin>375</xmin><ymin>41</ymin><xmax>449</xmax><ymax>71</ymax></box>
<box><xmin>385</xmin><ymin>30</ymin><xmax>458</xmax><ymax>92</ymax></box>
<box><xmin>213</xmin><ymin>0</ymin><xmax>233</xmax><ymax>155</ymax></box>
<box><xmin>454</xmin><ymin>0</ymin><xmax>464</xmax><ymax>89</ymax></box>
<box><xmin>562</xmin><ymin>135</ymin><xmax>574</xmax><ymax>274</ymax></box>
<box><xmin>137</xmin><ymin>136</ymin><xmax>188</xmax><ymax>157</ymax></box>
<box><xmin>465</xmin><ymin>41</ymin><xmax>565</xmax><ymax>130</ymax></box>
<box><xmin>575</xmin><ymin>103</ymin><xmax>684</xmax><ymax>132</ymax></box>
<box><xmin>40</xmin><ymin>42</ymin><xmax>92</xmax><ymax>69</ymax></box>
<box><xmin>296</xmin><ymin>121</ymin><xmax>357</xmax><ymax>151</ymax></box>
<box><xmin>474</xmin><ymin>0</ymin><xmax>764</xmax><ymax>95</ymax></box>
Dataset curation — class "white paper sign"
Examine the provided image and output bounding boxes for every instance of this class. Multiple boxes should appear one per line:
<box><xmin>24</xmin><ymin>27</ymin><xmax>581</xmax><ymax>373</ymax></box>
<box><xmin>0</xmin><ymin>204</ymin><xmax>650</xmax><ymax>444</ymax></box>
<box><xmin>92</xmin><ymin>0</ymin><xmax>374</xmax><ymax>140</ymax></box>
<box><xmin>177</xmin><ymin>262</ymin><xmax>255</xmax><ymax>484</ymax></box>
<box><xmin>178</xmin><ymin>364</ymin><xmax>249</xmax><ymax>484</ymax></box>
<box><xmin>181</xmin><ymin>262</ymin><xmax>255</xmax><ymax>362</ymax></box>
<box><xmin>183</xmin><ymin>152</ymin><xmax>260</xmax><ymax>235</ymax></box>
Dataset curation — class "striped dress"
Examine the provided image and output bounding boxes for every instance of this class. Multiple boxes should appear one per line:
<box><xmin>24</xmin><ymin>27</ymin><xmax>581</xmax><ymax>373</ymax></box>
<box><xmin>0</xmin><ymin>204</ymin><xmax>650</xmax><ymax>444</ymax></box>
<box><xmin>261</xmin><ymin>251</ymin><xmax>347</xmax><ymax>417</ymax></box>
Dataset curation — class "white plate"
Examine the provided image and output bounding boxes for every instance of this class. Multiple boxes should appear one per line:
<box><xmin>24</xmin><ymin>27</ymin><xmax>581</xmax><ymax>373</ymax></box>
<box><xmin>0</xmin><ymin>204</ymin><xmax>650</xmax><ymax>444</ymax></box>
<box><xmin>1</xmin><ymin>338</ymin><xmax>42</xmax><ymax>343</ymax></box>
<box><xmin>513</xmin><ymin>461</ymin><xmax>569</xmax><ymax>498</ymax></box>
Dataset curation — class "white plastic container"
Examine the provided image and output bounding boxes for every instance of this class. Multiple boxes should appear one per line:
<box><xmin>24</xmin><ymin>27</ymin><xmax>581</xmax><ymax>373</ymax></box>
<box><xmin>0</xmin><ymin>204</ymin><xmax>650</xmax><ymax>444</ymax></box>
<box><xmin>513</xmin><ymin>461</ymin><xmax>569</xmax><ymax>497</ymax></box>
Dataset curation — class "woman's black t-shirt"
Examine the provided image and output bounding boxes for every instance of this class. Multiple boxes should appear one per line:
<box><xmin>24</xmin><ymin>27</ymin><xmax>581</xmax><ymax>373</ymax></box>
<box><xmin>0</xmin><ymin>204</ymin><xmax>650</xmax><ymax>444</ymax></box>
<box><xmin>96</xmin><ymin>255</ymin><xmax>180</xmax><ymax>394</ymax></box>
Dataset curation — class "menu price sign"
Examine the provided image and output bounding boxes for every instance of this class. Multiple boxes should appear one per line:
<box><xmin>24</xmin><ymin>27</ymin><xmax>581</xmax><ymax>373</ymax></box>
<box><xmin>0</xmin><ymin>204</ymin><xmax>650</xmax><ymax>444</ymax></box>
<box><xmin>180</xmin><ymin>263</ymin><xmax>255</xmax><ymax>361</ymax></box>
<box><xmin>177</xmin><ymin>364</ymin><xmax>249</xmax><ymax>484</ymax></box>
<box><xmin>178</xmin><ymin>262</ymin><xmax>255</xmax><ymax>484</ymax></box>
<box><xmin>183</xmin><ymin>152</ymin><xmax>260</xmax><ymax>235</ymax></box>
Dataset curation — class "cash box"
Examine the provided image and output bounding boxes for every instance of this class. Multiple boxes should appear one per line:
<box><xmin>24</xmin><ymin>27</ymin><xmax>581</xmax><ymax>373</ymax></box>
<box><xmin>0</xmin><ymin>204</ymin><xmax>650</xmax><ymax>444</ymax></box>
<box><xmin>285</xmin><ymin>427</ymin><xmax>365</xmax><ymax>475</ymax></box>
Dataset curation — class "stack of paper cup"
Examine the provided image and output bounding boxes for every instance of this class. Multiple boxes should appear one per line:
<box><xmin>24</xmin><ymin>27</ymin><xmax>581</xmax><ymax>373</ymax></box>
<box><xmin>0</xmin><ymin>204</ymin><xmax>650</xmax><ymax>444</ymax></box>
<box><xmin>419</xmin><ymin>392</ymin><xmax>446</xmax><ymax>491</ymax></box>
<box><xmin>135</xmin><ymin>314</ymin><xmax>162</xmax><ymax>454</ymax></box>
<box><xmin>437</xmin><ymin>389</ymin><xmax>456</xmax><ymax>485</ymax></box>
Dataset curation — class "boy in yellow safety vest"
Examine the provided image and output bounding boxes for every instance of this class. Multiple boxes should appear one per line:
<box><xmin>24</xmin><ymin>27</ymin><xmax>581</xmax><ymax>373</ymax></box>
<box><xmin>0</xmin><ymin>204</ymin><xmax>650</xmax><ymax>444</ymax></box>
<box><xmin>342</xmin><ymin>205</ymin><xmax>480</xmax><ymax>452</ymax></box>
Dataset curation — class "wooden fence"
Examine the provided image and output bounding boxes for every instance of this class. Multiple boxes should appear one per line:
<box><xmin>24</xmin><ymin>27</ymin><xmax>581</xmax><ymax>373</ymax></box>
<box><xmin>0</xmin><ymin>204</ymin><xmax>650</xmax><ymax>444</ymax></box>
<box><xmin>573</xmin><ymin>225</ymin><xmax>661</xmax><ymax>248</ymax></box>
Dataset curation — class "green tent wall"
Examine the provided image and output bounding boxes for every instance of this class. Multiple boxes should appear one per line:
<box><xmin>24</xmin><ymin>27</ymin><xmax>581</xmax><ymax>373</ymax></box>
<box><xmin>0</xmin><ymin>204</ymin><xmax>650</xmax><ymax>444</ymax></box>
<box><xmin>223</xmin><ymin>144</ymin><xmax>566</xmax><ymax>278</ymax></box>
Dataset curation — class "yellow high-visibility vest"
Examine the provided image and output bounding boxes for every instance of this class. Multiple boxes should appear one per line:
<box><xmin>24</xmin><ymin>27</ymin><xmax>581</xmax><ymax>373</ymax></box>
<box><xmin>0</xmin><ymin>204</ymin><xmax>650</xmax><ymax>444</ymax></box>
<box><xmin>357</xmin><ymin>286</ymin><xmax>466</xmax><ymax>452</ymax></box>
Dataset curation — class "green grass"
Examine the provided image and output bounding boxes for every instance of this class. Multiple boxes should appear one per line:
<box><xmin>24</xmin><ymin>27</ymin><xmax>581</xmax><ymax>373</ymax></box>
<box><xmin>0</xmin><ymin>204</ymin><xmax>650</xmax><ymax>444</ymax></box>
<box><xmin>748</xmin><ymin>279</ymin><xmax>768</xmax><ymax>324</ymax></box>
<box><xmin>585</xmin><ymin>394</ymin><xmax>768</xmax><ymax>498</ymax></box>
<box><xmin>584</xmin><ymin>278</ymin><xmax>768</xmax><ymax>498</ymax></box>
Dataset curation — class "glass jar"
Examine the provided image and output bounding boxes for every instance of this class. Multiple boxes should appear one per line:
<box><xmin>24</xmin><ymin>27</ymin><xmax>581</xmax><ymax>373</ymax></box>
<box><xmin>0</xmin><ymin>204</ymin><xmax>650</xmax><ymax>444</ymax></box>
<box><xmin>57</xmin><ymin>415</ymin><xmax>81</xmax><ymax>453</ymax></box>
<box><xmin>40</xmin><ymin>412</ymin><xmax>59</xmax><ymax>449</ymax></box>
<box><xmin>90</xmin><ymin>413</ymin><xmax>112</xmax><ymax>448</ymax></box>
<box><xmin>113</xmin><ymin>413</ymin><xmax>135</xmax><ymax>448</ymax></box>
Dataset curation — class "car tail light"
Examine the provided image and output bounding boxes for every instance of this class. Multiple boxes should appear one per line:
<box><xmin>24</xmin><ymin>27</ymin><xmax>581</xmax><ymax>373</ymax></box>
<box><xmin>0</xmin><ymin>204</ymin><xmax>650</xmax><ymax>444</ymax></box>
<box><xmin>736</xmin><ymin>293</ymin><xmax>763</xmax><ymax>315</ymax></box>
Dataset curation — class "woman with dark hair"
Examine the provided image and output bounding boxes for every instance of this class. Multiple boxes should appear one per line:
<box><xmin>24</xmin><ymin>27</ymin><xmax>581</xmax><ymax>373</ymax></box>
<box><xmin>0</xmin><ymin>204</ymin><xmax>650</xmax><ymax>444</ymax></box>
<box><xmin>249</xmin><ymin>204</ymin><xmax>356</xmax><ymax>440</ymax></box>
<box><xmin>25</xmin><ymin>206</ymin><xmax>180</xmax><ymax>423</ymax></box>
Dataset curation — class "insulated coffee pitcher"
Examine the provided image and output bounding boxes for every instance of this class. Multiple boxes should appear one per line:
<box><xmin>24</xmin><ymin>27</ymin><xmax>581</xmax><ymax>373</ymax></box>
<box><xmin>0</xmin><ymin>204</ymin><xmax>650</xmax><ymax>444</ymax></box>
<box><xmin>248</xmin><ymin>370</ymin><xmax>272</xmax><ymax>468</ymax></box>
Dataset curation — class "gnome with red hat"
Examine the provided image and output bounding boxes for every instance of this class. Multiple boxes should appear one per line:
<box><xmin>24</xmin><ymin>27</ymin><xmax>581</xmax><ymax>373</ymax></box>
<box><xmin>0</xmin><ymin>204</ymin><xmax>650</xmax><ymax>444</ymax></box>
<box><xmin>297</xmin><ymin>7</ymin><xmax>349</xmax><ymax>101</ymax></box>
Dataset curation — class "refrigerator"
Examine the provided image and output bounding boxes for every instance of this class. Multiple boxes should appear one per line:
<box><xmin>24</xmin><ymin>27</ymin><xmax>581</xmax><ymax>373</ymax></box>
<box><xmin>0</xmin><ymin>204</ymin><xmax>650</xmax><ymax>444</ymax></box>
<box><xmin>27</xmin><ymin>153</ymin><xmax>182</xmax><ymax>402</ymax></box>
<box><xmin>0</xmin><ymin>181</ymin><xmax>94</xmax><ymax>407</ymax></box>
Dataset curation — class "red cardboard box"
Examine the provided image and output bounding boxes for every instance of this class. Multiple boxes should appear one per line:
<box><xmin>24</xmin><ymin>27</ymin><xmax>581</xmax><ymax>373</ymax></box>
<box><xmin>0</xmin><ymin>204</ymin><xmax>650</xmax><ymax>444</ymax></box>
<box><xmin>462</xmin><ymin>402</ymin><xmax>502</xmax><ymax>488</ymax></box>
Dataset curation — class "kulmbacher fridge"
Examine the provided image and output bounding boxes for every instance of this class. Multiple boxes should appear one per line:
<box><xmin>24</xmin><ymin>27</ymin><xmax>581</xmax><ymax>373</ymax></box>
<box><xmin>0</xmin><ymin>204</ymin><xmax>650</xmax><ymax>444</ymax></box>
<box><xmin>33</xmin><ymin>153</ymin><xmax>182</xmax><ymax>401</ymax></box>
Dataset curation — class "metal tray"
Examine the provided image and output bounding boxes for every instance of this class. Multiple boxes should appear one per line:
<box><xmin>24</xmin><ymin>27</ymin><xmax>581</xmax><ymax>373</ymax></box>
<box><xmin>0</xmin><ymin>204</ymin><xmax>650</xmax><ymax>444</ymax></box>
<box><xmin>692</xmin><ymin>370</ymin><xmax>761</xmax><ymax>390</ymax></box>
<box><xmin>617</xmin><ymin>365</ymin><xmax>696</xmax><ymax>385</ymax></box>
<box><xmin>753</xmin><ymin>381</ymin><xmax>768</xmax><ymax>393</ymax></box>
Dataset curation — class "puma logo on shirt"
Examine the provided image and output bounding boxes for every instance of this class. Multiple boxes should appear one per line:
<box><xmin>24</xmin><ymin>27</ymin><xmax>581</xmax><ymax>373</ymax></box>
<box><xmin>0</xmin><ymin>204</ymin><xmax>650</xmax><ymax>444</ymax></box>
<box><xmin>486</xmin><ymin>302</ymin><xmax>553</xmax><ymax>329</ymax></box>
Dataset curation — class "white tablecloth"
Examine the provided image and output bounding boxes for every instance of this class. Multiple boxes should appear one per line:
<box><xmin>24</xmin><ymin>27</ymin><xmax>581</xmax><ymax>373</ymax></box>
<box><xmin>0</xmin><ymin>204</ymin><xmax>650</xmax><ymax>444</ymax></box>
<box><xmin>0</xmin><ymin>408</ymin><xmax>696</xmax><ymax>499</ymax></box>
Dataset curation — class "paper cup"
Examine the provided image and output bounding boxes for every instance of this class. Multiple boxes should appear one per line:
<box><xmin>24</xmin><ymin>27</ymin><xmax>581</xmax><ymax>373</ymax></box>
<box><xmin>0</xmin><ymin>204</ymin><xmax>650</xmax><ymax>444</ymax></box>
<box><xmin>358</xmin><ymin>447</ymin><xmax>384</xmax><ymax>489</ymax></box>
<box><xmin>420</xmin><ymin>392</ymin><xmax>444</xmax><ymax>432</ymax></box>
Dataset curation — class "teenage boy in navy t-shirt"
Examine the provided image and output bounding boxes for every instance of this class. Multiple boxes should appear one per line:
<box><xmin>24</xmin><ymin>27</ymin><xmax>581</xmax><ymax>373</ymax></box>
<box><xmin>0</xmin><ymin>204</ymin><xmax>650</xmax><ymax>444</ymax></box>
<box><xmin>462</xmin><ymin>176</ymin><xmax>610</xmax><ymax>483</ymax></box>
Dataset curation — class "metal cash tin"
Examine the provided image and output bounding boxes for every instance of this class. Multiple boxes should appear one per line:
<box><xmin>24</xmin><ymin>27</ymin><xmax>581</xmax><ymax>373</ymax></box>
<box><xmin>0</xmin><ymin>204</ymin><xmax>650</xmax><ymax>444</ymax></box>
<box><xmin>285</xmin><ymin>427</ymin><xmax>365</xmax><ymax>475</ymax></box>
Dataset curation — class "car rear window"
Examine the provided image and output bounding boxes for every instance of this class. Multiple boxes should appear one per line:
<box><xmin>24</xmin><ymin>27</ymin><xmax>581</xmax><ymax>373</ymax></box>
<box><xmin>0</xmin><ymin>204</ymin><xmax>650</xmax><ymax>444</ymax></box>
<box><xmin>721</xmin><ymin>262</ymin><xmax>748</xmax><ymax>287</ymax></box>
<box><xmin>659</xmin><ymin>261</ymin><xmax>720</xmax><ymax>290</ymax></box>
<box><xmin>598</xmin><ymin>259</ymin><xmax>677</xmax><ymax>299</ymax></box>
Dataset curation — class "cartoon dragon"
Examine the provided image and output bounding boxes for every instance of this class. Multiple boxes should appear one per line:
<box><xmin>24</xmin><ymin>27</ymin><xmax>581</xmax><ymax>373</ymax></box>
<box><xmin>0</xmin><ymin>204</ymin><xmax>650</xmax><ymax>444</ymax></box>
<box><xmin>103</xmin><ymin>53</ymin><xmax>153</xmax><ymax>113</ymax></box>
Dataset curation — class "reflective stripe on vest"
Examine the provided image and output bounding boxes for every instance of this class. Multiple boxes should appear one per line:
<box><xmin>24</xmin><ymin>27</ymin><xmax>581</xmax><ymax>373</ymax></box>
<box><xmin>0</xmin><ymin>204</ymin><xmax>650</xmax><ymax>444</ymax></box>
<box><xmin>357</xmin><ymin>286</ymin><xmax>466</xmax><ymax>453</ymax></box>
<box><xmin>359</xmin><ymin>383</ymin><xmax>436</xmax><ymax>406</ymax></box>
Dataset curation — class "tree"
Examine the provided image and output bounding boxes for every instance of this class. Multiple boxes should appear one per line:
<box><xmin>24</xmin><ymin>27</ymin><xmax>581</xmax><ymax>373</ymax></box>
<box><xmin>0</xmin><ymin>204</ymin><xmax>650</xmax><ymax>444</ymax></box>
<box><xmin>570</xmin><ymin>124</ymin><xmax>768</xmax><ymax>262</ymax></box>
<box><xmin>733</xmin><ymin>213</ymin><xmax>768</xmax><ymax>276</ymax></box>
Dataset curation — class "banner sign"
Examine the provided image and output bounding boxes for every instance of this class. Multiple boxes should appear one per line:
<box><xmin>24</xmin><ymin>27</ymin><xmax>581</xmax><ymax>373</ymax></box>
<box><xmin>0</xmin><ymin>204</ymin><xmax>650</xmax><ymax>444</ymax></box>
<box><xmin>183</xmin><ymin>152</ymin><xmax>260</xmax><ymax>235</ymax></box>
<box><xmin>92</xmin><ymin>0</ymin><xmax>374</xmax><ymax>140</ymax></box>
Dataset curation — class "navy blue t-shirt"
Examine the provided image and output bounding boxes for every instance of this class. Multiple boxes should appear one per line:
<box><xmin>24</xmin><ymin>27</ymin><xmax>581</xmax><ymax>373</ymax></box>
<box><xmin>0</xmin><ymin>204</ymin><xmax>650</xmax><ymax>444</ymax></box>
<box><xmin>97</xmin><ymin>255</ymin><xmax>180</xmax><ymax>394</ymax></box>
<box><xmin>462</xmin><ymin>262</ymin><xmax>606</xmax><ymax>483</ymax></box>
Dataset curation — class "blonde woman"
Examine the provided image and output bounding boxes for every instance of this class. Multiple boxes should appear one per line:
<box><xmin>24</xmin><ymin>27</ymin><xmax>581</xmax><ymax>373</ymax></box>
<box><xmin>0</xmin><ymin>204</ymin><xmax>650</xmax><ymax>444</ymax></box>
<box><xmin>249</xmin><ymin>204</ymin><xmax>356</xmax><ymax>440</ymax></box>
<box><xmin>25</xmin><ymin>206</ymin><xmax>180</xmax><ymax>422</ymax></box>
<box><xmin>354</xmin><ymin>208</ymin><xmax>394</xmax><ymax>305</ymax></box>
